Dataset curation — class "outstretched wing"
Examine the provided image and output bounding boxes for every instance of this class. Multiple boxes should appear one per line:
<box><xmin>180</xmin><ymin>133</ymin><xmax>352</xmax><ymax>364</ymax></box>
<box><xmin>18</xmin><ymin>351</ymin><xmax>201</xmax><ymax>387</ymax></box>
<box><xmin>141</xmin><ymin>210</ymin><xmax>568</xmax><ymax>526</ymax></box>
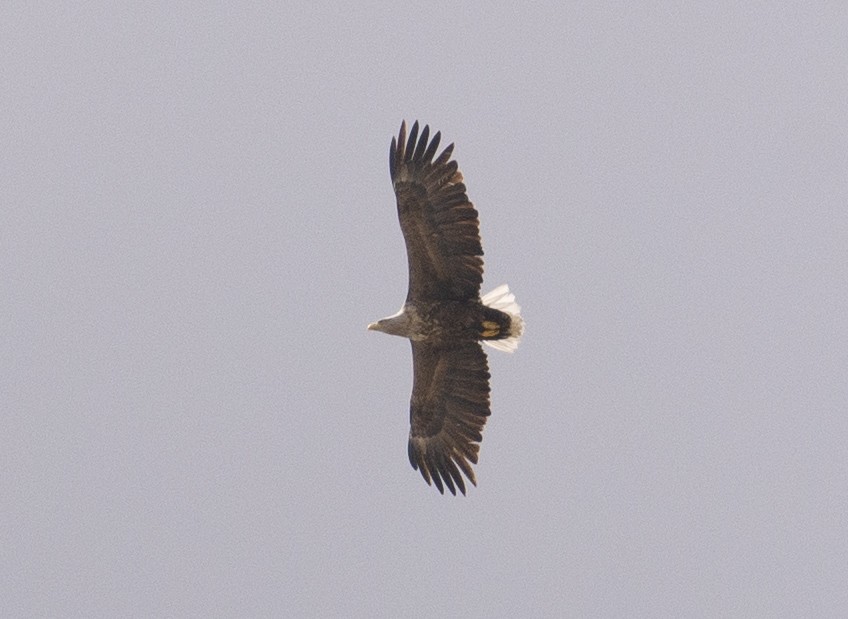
<box><xmin>390</xmin><ymin>121</ymin><xmax>483</xmax><ymax>302</ymax></box>
<box><xmin>407</xmin><ymin>341</ymin><xmax>491</xmax><ymax>495</ymax></box>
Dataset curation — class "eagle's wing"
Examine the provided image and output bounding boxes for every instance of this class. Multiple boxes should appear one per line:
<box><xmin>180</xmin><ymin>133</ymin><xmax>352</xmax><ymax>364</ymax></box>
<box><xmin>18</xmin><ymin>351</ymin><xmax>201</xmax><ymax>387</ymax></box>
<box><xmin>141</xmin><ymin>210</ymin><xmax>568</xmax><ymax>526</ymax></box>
<box><xmin>390</xmin><ymin>121</ymin><xmax>483</xmax><ymax>302</ymax></box>
<box><xmin>408</xmin><ymin>341</ymin><xmax>491</xmax><ymax>495</ymax></box>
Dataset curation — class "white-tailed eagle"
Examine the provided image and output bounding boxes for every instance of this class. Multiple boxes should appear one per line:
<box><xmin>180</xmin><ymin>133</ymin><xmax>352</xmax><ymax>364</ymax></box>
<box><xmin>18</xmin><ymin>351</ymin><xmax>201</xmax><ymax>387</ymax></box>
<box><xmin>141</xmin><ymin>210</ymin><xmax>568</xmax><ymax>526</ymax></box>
<box><xmin>368</xmin><ymin>121</ymin><xmax>524</xmax><ymax>495</ymax></box>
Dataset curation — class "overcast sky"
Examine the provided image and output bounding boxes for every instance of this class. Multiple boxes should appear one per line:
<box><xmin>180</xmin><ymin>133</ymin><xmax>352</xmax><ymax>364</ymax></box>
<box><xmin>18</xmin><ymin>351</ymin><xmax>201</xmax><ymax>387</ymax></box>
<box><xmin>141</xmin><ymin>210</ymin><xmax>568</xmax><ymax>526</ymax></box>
<box><xmin>3</xmin><ymin>3</ymin><xmax>847</xmax><ymax>616</ymax></box>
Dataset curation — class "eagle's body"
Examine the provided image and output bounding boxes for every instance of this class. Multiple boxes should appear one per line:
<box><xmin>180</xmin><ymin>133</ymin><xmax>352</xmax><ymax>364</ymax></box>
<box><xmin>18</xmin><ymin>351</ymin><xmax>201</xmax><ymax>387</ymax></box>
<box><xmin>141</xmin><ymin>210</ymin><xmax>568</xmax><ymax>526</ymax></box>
<box><xmin>368</xmin><ymin>121</ymin><xmax>523</xmax><ymax>495</ymax></box>
<box><xmin>370</xmin><ymin>298</ymin><xmax>514</xmax><ymax>345</ymax></box>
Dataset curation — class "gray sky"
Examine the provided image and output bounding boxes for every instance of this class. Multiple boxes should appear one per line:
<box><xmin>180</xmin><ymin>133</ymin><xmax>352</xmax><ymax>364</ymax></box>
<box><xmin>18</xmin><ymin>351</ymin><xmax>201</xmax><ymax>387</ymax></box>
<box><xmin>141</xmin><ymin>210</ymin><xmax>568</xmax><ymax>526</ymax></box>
<box><xmin>3</xmin><ymin>3</ymin><xmax>847</xmax><ymax>616</ymax></box>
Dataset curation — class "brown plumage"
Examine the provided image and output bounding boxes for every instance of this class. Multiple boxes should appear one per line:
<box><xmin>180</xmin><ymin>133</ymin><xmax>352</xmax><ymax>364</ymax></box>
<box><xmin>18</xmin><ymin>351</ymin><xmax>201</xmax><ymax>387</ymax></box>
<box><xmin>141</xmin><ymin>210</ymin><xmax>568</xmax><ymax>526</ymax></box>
<box><xmin>368</xmin><ymin>121</ymin><xmax>524</xmax><ymax>495</ymax></box>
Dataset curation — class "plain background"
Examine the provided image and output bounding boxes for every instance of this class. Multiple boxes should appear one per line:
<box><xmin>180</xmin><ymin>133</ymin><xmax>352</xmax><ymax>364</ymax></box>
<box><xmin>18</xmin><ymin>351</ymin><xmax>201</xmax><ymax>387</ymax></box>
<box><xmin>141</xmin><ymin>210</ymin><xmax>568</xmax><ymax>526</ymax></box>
<box><xmin>3</xmin><ymin>3</ymin><xmax>847</xmax><ymax>616</ymax></box>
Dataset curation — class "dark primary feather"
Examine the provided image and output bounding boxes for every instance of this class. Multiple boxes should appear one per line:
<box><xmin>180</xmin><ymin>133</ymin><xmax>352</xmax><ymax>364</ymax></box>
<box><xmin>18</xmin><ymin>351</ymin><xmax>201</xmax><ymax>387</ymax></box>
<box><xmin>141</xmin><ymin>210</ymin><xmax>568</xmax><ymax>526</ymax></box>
<box><xmin>390</xmin><ymin>120</ymin><xmax>484</xmax><ymax>302</ymax></box>
<box><xmin>407</xmin><ymin>341</ymin><xmax>491</xmax><ymax>496</ymax></box>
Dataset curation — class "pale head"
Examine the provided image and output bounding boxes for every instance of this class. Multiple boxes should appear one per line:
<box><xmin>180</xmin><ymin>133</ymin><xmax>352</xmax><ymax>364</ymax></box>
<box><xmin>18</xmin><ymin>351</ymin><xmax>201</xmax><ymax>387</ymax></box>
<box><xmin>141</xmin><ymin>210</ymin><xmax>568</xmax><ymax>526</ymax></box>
<box><xmin>367</xmin><ymin>306</ymin><xmax>412</xmax><ymax>338</ymax></box>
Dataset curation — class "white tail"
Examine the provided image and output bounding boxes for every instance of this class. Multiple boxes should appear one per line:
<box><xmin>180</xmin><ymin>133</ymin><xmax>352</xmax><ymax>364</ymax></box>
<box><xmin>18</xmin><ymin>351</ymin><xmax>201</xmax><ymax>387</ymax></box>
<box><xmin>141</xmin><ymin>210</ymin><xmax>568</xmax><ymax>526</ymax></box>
<box><xmin>481</xmin><ymin>284</ymin><xmax>524</xmax><ymax>353</ymax></box>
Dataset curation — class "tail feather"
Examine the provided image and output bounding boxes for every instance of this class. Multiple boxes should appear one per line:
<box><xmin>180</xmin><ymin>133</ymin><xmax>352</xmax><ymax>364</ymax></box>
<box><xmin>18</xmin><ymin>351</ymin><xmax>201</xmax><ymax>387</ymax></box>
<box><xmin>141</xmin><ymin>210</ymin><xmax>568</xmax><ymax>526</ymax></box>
<box><xmin>481</xmin><ymin>284</ymin><xmax>524</xmax><ymax>353</ymax></box>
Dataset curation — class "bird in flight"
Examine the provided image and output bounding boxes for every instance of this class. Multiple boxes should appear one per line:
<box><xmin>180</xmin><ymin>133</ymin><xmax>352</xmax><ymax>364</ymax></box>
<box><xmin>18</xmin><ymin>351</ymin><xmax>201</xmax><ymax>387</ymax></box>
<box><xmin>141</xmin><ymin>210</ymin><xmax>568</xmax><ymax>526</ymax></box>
<box><xmin>368</xmin><ymin>121</ymin><xmax>524</xmax><ymax>495</ymax></box>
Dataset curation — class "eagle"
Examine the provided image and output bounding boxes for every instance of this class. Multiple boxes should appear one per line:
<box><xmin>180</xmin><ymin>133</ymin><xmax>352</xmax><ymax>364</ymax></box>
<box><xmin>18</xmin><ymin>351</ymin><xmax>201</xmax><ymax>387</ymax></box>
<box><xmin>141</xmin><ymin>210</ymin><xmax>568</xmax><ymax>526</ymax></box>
<box><xmin>368</xmin><ymin>121</ymin><xmax>524</xmax><ymax>495</ymax></box>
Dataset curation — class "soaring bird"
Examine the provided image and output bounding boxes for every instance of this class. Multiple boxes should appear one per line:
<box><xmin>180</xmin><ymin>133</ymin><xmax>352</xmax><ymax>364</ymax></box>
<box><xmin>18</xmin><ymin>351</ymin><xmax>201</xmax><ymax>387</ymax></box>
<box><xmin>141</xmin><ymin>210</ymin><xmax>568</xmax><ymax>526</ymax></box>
<box><xmin>368</xmin><ymin>121</ymin><xmax>524</xmax><ymax>495</ymax></box>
